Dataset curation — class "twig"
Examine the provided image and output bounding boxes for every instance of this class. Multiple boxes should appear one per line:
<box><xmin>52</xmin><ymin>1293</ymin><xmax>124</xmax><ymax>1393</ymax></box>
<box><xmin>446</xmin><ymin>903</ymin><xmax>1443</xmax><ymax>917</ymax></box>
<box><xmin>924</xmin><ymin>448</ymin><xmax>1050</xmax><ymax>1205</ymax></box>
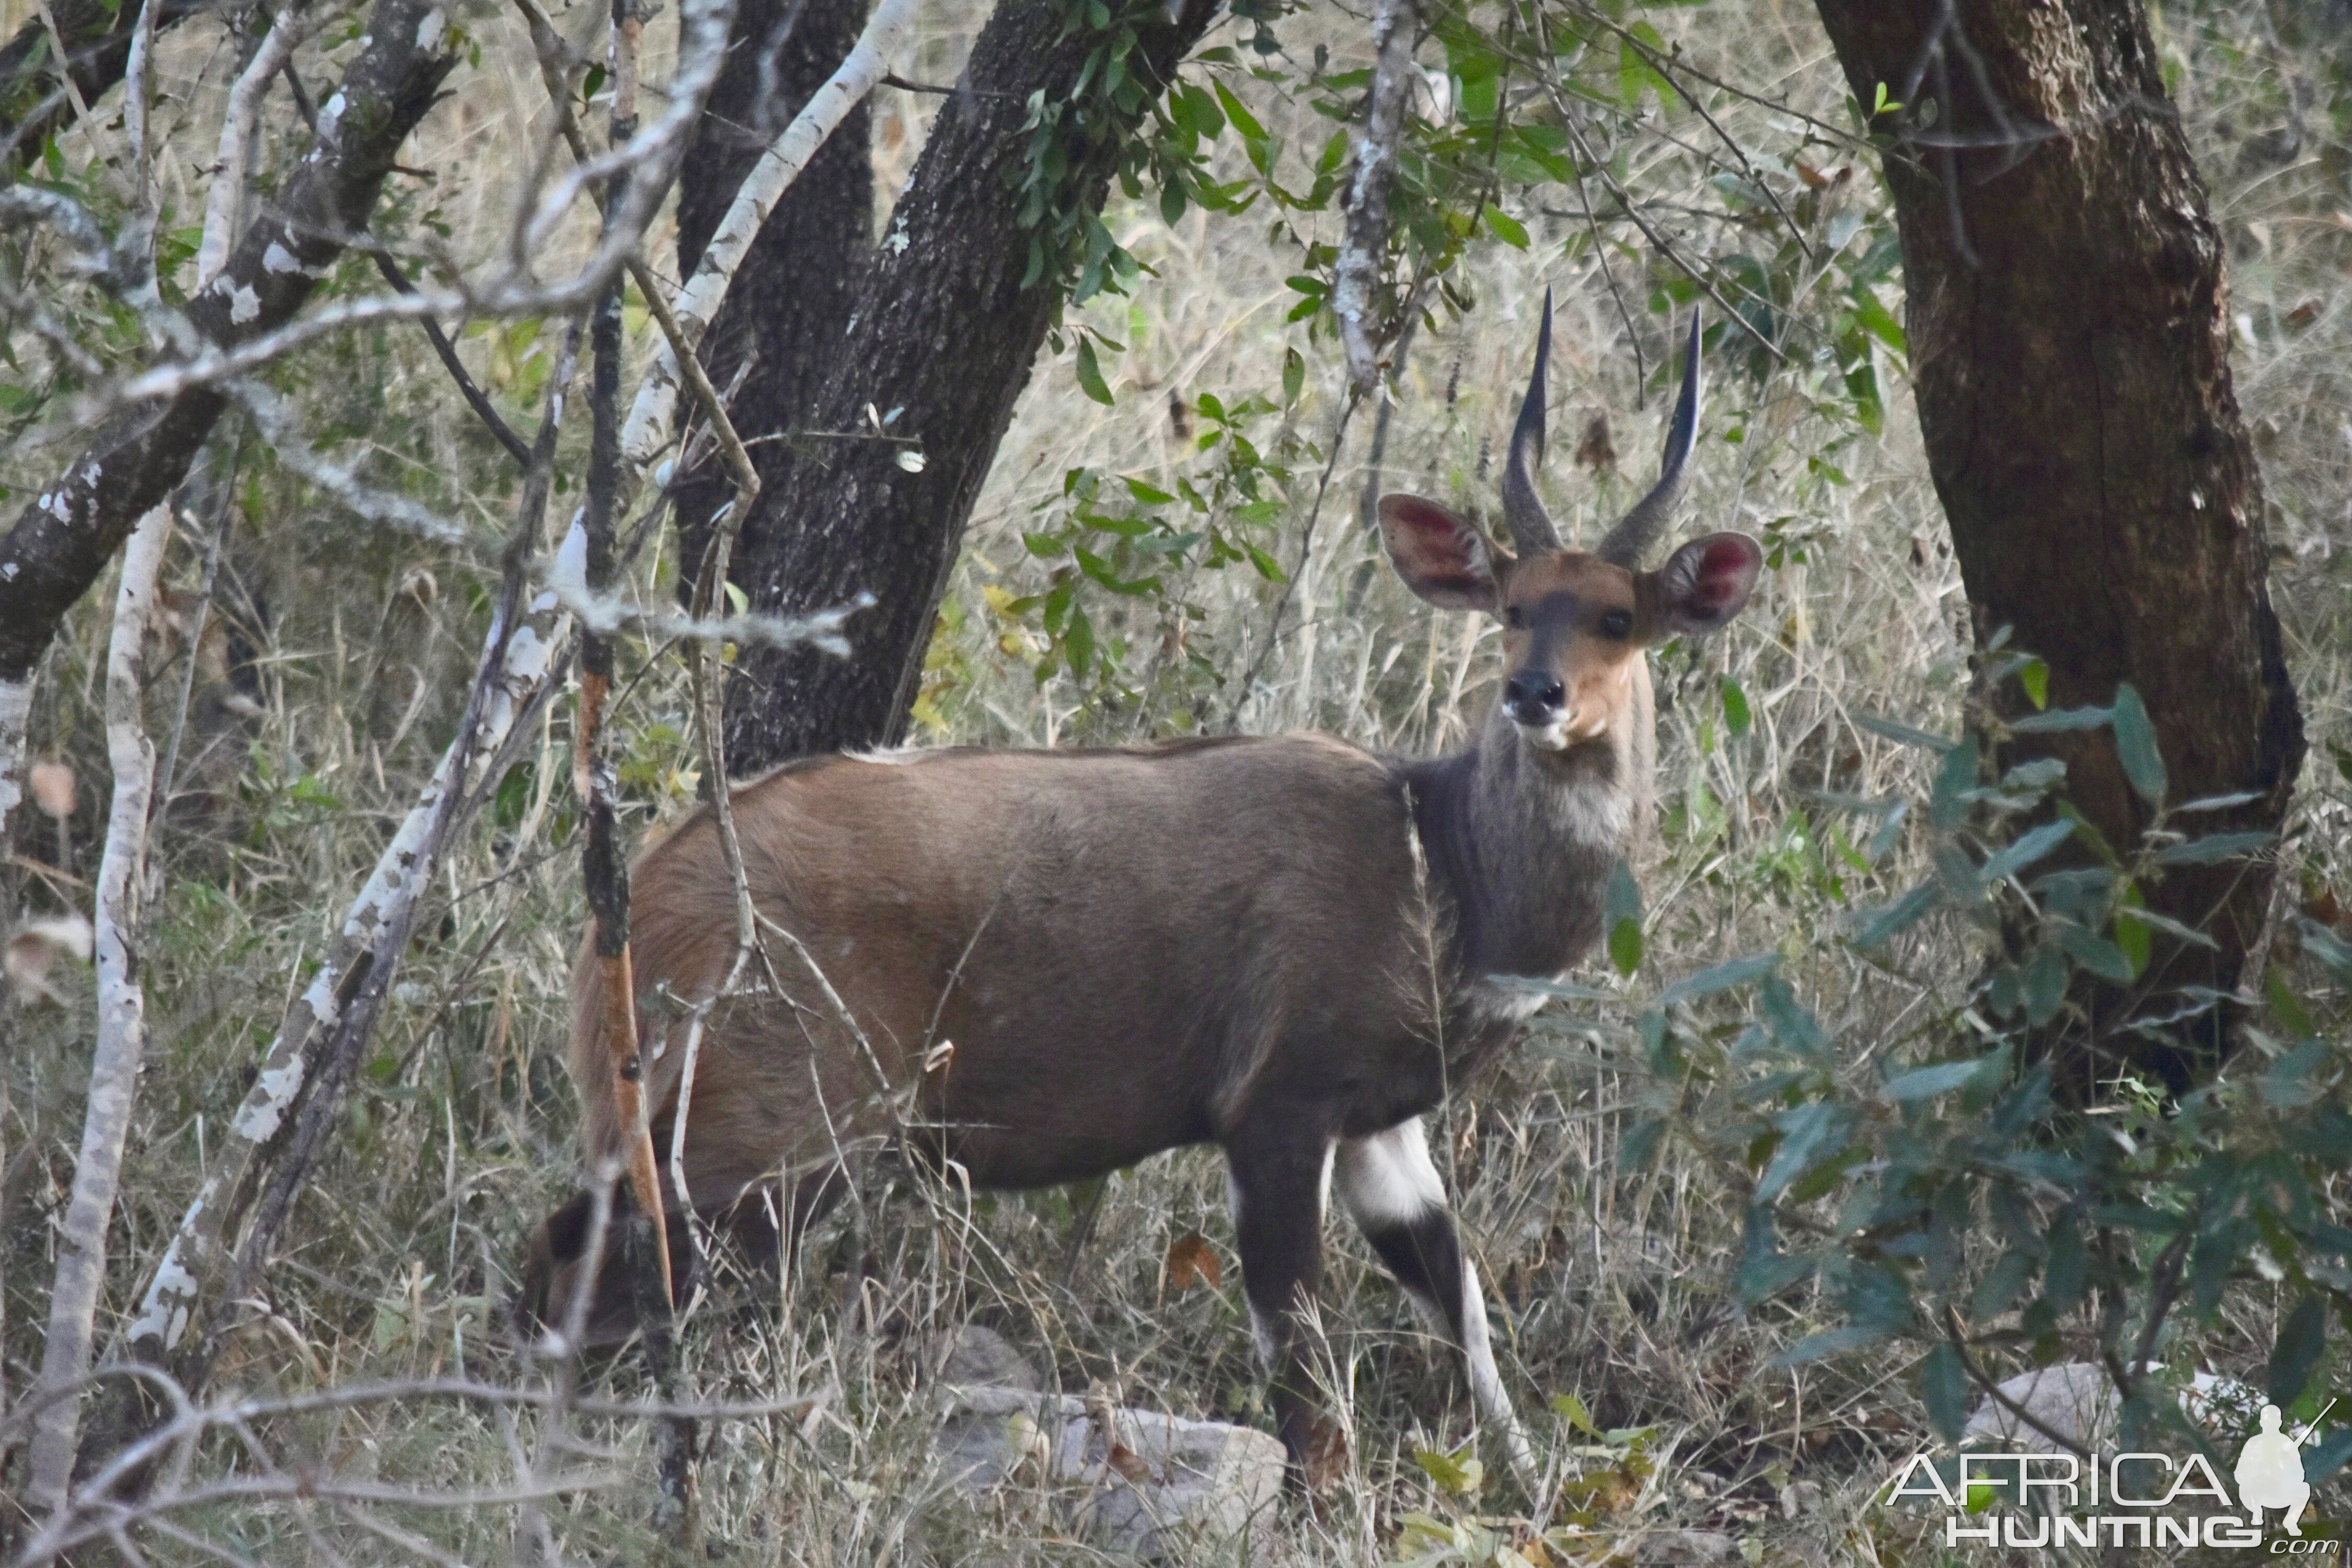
<box><xmin>1226</xmin><ymin>389</ymin><xmax>1361</xmax><ymax>727</ymax></box>
<box><xmin>153</xmin><ymin>441</ymin><xmax>240</xmax><ymax>821</ymax></box>
<box><xmin>1557</xmin><ymin>105</ymin><xmax>1784</xmax><ymax>362</ymax></box>
<box><xmin>1609</xmin><ymin>24</ymin><xmax>1815</xmax><ymax>265</ymax></box>
<box><xmin>626</xmin><ymin>253</ymin><xmax>760</xmax><ymax>502</ymax></box>
<box><xmin>1939</xmin><ymin>1305</ymin><xmax>2090</xmax><ymax>1459</ymax></box>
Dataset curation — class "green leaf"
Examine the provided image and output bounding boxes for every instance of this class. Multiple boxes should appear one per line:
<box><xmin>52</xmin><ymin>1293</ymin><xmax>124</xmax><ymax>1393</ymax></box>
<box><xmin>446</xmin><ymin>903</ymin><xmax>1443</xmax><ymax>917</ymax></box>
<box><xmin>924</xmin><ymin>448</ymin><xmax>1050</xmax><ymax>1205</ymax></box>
<box><xmin>1978</xmin><ymin>821</ymin><xmax>2076</xmax><ymax>885</ymax></box>
<box><xmin>1282</xmin><ymin>346</ymin><xmax>1304</xmax><ymax>406</ymax></box>
<box><xmin>2110</xmin><ymin>683</ymin><xmax>2166</xmax><ymax>805</ymax></box>
<box><xmin>1605</xmin><ymin>861</ymin><xmax>1644</xmax><ymax>976</ymax></box>
<box><xmin>1928</xmin><ymin>736</ymin><xmax>1980</xmax><ymax>829</ymax></box>
<box><xmin>1481</xmin><ymin>203</ymin><xmax>1529</xmax><ymax>249</ymax></box>
<box><xmin>1921</xmin><ymin>1343</ymin><xmax>1969</xmax><ymax>1442</ymax></box>
<box><xmin>1771</xmin><ymin>1323</ymin><xmax>1888</xmax><ymax>1368</ymax></box>
<box><xmin>1883</xmin><ymin>1052</ymin><xmax>2002</xmax><ymax>1103</ymax></box>
<box><xmin>1854</xmin><ymin>712</ymin><xmax>1954</xmax><ymax>752</ymax></box>
<box><xmin>1849</xmin><ymin>287</ymin><xmax>1906</xmax><ymax>356</ymax></box>
<box><xmin>2055</xmin><ymin>923</ymin><xmax>2137</xmax><ymax>982</ymax></box>
<box><xmin>1211</xmin><ymin>78</ymin><xmax>1266</xmax><ymax>143</ymax></box>
<box><xmin>2173</xmin><ymin>790</ymin><xmax>2263</xmax><ymax>815</ymax></box>
<box><xmin>1550</xmin><ymin>1391</ymin><xmax>1599</xmax><ymax>1436</ymax></box>
<box><xmin>1757</xmin><ymin>1102</ymin><xmax>1849</xmax><ymax>1204</ymax></box>
<box><xmin>2114</xmin><ymin>909</ymin><xmax>2152</xmax><ymax>975</ymax></box>
<box><xmin>1970</xmin><ymin>1249</ymin><xmax>2036</xmax><ymax>1320</ymax></box>
<box><xmin>2043</xmin><ymin>1218</ymin><xmax>2087</xmax><ymax>1308</ymax></box>
<box><xmin>1618</xmin><ymin>1116</ymin><xmax>1666</xmax><ymax>1171</ymax></box>
<box><xmin>2152</xmin><ymin>831</ymin><xmax>2272</xmax><ymax>866</ymax></box>
<box><xmin>1075</xmin><ymin>337</ymin><xmax>1114</xmax><ymax>405</ymax></box>
<box><xmin>2018</xmin><ymin>658</ymin><xmax>2048</xmax><ymax>710</ymax></box>
<box><xmin>1851</xmin><ymin>883</ymin><xmax>1940</xmax><ymax>950</ymax></box>
<box><xmin>2010</xmin><ymin>704</ymin><xmax>2112</xmax><ymax>733</ymax></box>
<box><xmin>2260</xmin><ymin>1038</ymin><xmax>2331</xmax><ymax>1109</ymax></box>
<box><xmin>1720</xmin><ymin>677</ymin><xmax>1751</xmax><ymax>737</ymax></box>
<box><xmin>2269</xmin><ymin>1296</ymin><xmax>2327</xmax><ymax>1407</ymax></box>
<box><xmin>1609</xmin><ymin>919</ymin><xmax>1644</xmax><ymax>977</ymax></box>
<box><xmin>1413</xmin><ymin>1445</ymin><xmax>1482</xmax><ymax>1496</ymax></box>
<box><xmin>1658</xmin><ymin>953</ymin><xmax>1779</xmax><ymax>1008</ymax></box>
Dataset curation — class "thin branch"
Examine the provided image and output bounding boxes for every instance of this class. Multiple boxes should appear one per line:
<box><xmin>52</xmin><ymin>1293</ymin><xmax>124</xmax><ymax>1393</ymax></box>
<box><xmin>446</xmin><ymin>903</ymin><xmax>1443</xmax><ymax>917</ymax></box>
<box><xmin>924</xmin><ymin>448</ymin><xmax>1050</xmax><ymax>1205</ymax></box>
<box><xmin>21</xmin><ymin>502</ymin><xmax>172</xmax><ymax>1519</ymax></box>
<box><xmin>1939</xmin><ymin>1305</ymin><xmax>2091</xmax><ymax>1460</ymax></box>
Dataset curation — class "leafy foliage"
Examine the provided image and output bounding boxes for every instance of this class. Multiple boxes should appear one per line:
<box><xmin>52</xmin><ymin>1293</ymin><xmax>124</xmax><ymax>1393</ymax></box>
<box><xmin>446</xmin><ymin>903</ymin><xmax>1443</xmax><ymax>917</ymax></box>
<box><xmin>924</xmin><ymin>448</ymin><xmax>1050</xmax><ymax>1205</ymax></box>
<box><xmin>1616</xmin><ymin>676</ymin><xmax>2351</xmax><ymax>1468</ymax></box>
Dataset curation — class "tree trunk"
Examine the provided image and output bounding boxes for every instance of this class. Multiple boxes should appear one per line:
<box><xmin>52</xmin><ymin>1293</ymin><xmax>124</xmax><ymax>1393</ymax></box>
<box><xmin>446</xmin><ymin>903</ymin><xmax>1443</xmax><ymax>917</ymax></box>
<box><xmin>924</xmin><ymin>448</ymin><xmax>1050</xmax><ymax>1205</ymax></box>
<box><xmin>720</xmin><ymin>0</ymin><xmax>1219</xmax><ymax>771</ymax></box>
<box><xmin>670</xmin><ymin>0</ymin><xmax>872</xmax><ymax>602</ymax></box>
<box><xmin>0</xmin><ymin>0</ymin><xmax>212</xmax><ymax>168</ymax></box>
<box><xmin>1809</xmin><ymin>0</ymin><xmax>2303</xmax><ymax>1092</ymax></box>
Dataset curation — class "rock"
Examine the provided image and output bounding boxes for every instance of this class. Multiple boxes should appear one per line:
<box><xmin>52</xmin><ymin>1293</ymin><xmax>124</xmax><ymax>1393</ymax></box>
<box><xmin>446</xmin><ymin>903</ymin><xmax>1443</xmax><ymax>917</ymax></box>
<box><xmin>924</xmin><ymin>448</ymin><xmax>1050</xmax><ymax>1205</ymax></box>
<box><xmin>930</xmin><ymin>1323</ymin><xmax>1042</xmax><ymax>1393</ymax></box>
<box><xmin>1962</xmin><ymin>1362</ymin><xmax>2261</xmax><ymax>1449</ymax></box>
<box><xmin>1965</xmin><ymin>1363</ymin><xmax>2116</xmax><ymax>1449</ymax></box>
<box><xmin>1633</xmin><ymin>1528</ymin><xmax>1736</xmax><ymax>1564</ymax></box>
<box><xmin>937</xmin><ymin>1385</ymin><xmax>1287</xmax><ymax>1558</ymax></box>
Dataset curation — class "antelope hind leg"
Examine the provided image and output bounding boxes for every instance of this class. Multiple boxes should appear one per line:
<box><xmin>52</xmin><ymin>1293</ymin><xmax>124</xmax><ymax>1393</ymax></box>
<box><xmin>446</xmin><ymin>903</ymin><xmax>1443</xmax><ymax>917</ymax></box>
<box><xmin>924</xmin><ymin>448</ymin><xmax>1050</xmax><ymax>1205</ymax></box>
<box><xmin>1225</xmin><ymin>1127</ymin><xmax>1347</xmax><ymax>1493</ymax></box>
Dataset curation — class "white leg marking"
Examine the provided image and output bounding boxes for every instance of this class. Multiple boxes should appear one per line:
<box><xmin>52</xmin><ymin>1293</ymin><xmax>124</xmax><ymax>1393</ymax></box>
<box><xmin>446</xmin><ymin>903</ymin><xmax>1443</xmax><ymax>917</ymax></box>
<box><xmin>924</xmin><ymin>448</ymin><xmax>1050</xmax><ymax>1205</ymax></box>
<box><xmin>1249</xmin><ymin>1304</ymin><xmax>1278</xmax><ymax>1370</ymax></box>
<box><xmin>1459</xmin><ymin>1254</ymin><xmax>1538</xmax><ymax>1488</ymax></box>
<box><xmin>1317</xmin><ymin>1139</ymin><xmax>1336</xmax><ymax>1228</ymax></box>
<box><xmin>1334</xmin><ymin>1117</ymin><xmax>1446</xmax><ymax>1227</ymax></box>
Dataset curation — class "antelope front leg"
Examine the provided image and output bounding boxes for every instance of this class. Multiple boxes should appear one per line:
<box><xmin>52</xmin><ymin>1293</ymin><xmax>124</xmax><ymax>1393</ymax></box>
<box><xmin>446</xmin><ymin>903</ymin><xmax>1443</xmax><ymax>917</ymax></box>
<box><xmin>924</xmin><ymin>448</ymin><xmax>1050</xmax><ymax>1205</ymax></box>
<box><xmin>1225</xmin><ymin>1128</ymin><xmax>1344</xmax><ymax>1492</ymax></box>
<box><xmin>1335</xmin><ymin>1117</ymin><xmax>1537</xmax><ymax>1490</ymax></box>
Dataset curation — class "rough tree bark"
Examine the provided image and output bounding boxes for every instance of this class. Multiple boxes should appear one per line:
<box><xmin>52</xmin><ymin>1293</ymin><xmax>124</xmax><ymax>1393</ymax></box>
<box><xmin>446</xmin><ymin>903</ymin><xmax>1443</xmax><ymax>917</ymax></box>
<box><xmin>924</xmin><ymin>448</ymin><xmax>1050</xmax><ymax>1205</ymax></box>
<box><xmin>670</xmin><ymin>0</ymin><xmax>872</xmax><ymax>600</ymax></box>
<box><xmin>1809</xmin><ymin>0</ymin><xmax>2304</xmax><ymax>1092</ymax></box>
<box><xmin>719</xmin><ymin>0</ymin><xmax>1222</xmax><ymax>772</ymax></box>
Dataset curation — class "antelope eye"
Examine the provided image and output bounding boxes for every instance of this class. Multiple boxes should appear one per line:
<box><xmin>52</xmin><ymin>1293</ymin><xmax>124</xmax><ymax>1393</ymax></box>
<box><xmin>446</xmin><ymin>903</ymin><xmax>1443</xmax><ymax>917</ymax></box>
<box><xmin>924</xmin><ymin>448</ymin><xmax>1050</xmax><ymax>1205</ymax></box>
<box><xmin>1599</xmin><ymin>608</ymin><xmax>1634</xmax><ymax>640</ymax></box>
<box><xmin>1505</xmin><ymin>605</ymin><xmax>1526</xmax><ymax>629</ymax></box>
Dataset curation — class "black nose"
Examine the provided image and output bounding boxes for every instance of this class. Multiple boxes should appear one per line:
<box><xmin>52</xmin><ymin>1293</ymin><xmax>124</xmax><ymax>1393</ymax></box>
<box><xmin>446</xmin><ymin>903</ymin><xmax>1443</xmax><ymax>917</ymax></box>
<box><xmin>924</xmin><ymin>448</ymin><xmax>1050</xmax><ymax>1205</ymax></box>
<box><xmin>1504</xmin><ymin>670</ymin><xmax>1565</xmax><ymax>721</ymax></box>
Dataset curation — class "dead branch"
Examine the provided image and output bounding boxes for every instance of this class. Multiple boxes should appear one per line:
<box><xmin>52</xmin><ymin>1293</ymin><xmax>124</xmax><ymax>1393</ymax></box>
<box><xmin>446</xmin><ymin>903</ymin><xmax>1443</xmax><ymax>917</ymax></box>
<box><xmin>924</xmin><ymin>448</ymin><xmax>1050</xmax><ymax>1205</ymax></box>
<box><xmin>19</xmin><ymin>503</ymin><xmax>172</xmax><ymax>1520</ymax></box>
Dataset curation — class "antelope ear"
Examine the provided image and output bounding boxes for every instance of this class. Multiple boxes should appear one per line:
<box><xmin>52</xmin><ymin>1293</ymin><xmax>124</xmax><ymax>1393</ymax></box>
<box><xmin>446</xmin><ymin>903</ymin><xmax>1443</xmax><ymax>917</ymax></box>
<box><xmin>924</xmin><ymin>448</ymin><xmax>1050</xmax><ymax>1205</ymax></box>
<box><xmin>1378</xmin><ymin>494</ymin><xmax>1500</xmax><ymax>612</ymax></box>
<box><xmin>1647</xmin><ymin>531</ymin><xmax>1762</xmax><ymax>638</ymax></box>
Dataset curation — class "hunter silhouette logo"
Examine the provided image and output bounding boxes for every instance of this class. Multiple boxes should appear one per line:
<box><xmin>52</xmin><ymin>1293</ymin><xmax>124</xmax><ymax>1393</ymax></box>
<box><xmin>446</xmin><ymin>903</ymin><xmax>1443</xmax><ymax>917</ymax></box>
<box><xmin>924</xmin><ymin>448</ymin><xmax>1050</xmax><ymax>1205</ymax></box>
<box><xmin>2237</xmin><ymin>1404</ymin><xmax>2314</xmax><ymax>1537</ymax></box>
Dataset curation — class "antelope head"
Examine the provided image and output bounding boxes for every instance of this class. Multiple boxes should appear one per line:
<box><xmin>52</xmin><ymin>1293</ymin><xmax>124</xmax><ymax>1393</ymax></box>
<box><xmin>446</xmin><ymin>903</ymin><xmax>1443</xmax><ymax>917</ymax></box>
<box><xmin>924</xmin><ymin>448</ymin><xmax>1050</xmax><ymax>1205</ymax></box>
<box><xmin>1378</xmin><ymin>293</ymin><xmax>1763</xmax><ymax>756</ymax></box>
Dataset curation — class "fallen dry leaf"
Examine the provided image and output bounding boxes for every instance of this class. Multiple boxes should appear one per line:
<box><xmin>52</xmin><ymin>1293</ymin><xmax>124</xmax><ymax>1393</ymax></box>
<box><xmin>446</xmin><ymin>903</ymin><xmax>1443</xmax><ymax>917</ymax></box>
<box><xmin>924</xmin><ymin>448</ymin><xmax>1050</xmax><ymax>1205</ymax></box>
<box><xmin>1163</xmin><ymin>1231</ymin><xmax>1222</xmax><ymax>1293</ymax></box>
<box><xmin>8</xmin><ymin>915</ymin><xmax>94</xmax><ymax>1006</ymax></box>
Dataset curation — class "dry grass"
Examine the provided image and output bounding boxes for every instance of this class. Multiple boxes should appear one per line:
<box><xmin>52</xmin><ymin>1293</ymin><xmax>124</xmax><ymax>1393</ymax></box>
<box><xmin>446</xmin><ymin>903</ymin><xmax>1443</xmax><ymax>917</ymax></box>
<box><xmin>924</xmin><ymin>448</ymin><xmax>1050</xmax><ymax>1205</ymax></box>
<box><xmin>2</xmin><ymin>0</ymin><xmax>2347</xmax><ymax>1561</ymax></box>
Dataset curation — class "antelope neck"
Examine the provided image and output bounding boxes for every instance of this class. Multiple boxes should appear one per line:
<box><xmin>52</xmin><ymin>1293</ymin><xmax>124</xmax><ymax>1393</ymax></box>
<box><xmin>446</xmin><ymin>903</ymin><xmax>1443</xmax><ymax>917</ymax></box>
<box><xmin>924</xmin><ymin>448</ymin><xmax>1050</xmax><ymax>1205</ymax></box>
<box><xmin>1402</xmin><ymin>702</ymin><xmax>1633</xmax><ymax>986</ymax></box>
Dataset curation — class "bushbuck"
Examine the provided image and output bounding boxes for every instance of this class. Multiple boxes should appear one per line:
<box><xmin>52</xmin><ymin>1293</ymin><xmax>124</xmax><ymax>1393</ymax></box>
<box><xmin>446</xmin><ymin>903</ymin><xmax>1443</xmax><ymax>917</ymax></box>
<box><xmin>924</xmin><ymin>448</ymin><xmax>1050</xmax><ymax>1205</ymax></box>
<box><xmin>522</xmin><ymin>298</ymin><xmax>1762</xmax><ymax>1489</ymax></box>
